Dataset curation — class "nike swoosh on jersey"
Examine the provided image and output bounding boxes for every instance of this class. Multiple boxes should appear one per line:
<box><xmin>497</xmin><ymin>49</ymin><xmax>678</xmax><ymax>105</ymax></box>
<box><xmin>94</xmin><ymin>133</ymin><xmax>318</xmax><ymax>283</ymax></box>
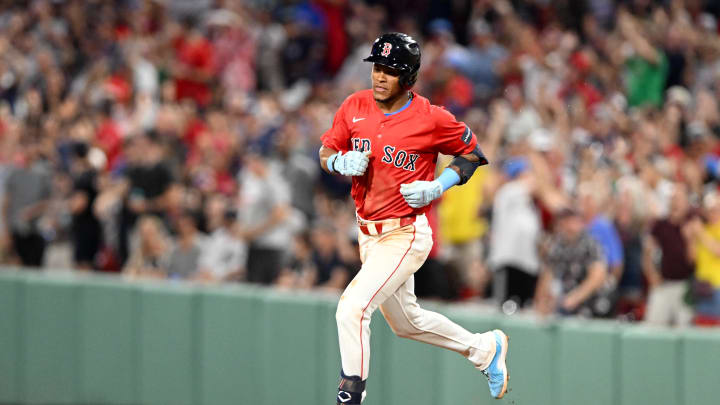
<box><xmin>352</xmin><ymin>117</ymin><xmax>366</xmax><ymax>123</ymax></box>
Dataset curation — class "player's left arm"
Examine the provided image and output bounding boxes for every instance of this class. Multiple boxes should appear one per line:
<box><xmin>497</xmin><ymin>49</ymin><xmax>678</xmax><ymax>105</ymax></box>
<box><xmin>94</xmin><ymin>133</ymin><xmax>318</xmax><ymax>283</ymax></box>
<box><xmin>401</xmin><ymin>108</ymin><xmax>488</xmax><ymax>208</ymax></box>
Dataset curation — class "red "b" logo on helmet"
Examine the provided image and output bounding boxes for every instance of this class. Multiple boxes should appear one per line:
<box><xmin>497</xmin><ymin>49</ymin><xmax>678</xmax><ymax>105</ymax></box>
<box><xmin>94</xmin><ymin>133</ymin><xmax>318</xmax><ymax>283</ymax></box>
<box><xmin>381</xmin><ymin>42</ymin><xmax>392</xmax><ymax>57</ymax></box>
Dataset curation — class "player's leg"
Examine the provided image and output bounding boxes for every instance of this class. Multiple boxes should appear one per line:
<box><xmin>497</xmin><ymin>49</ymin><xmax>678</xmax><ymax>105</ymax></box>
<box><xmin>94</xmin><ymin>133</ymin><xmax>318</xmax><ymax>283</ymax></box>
<box><xmin>379</xmin><ymin>274</ymin><xmax>509</xmax><ymax>398</ymax></box>
<box><xmin>335</xmin><ymin>222</ymin><xmax>432</xmax><ymax>403</ymax></box>
<box><xmin>379</xmin><ymin>275</ymin><xmax>496</xmax><ymax>368</ymax></box>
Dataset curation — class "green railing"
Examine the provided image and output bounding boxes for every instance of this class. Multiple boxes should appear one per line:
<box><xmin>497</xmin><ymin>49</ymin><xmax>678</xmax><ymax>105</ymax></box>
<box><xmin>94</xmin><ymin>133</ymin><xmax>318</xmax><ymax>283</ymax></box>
<box><xmin>0</xmin><ymin>269</ymin><xmax>718</xmax><ymax>405</ymax></box>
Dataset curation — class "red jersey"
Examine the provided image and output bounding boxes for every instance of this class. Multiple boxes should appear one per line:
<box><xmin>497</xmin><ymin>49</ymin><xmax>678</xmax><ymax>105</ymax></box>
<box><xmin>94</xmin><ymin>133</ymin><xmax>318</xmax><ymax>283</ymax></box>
<box><xmin>321</xmin><ymin>90</ymin><xmax>479</xmax><ymax>220</ymax></box>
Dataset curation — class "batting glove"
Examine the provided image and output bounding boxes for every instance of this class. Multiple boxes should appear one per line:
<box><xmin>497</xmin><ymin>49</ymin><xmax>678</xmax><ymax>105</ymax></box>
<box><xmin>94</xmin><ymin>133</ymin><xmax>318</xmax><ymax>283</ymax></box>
<box><xmin>400</xmin><ymin>180</ymin><xmax>443</xmax><ymax>208</ymax></box>
<box><xmin>329</xmin><ymin>151</ymin><xmax>370</xmax><ymax>176</ymax></box>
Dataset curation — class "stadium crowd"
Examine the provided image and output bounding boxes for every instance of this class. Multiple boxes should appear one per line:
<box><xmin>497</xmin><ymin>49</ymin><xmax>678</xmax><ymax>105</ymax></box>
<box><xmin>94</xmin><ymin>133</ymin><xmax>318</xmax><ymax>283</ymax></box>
<box><xmin>1</xmin><ymin>0</ymin><xmax>720</xmax><ymax>326</ymax></box>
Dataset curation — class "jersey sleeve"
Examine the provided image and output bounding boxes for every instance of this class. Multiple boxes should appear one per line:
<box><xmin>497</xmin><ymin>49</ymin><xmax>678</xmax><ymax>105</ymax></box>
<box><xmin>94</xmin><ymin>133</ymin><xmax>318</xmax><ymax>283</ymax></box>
<box><xmin>432</xmin><ymin>106</ymin><xmax>478</xmax><ymax>156</ymax></box>
<box><xmin>321</xmin><ymin>99</ymin><xmax>351</xmax><ymax>152</ymax></box>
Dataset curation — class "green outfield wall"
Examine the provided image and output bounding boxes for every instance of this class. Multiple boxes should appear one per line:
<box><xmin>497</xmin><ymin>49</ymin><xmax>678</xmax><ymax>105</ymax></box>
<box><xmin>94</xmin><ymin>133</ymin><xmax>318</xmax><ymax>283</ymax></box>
<box><xmin>0</xmin><ymin>269</ymin><xmax>719</xmax><ymax>405</ymax></box>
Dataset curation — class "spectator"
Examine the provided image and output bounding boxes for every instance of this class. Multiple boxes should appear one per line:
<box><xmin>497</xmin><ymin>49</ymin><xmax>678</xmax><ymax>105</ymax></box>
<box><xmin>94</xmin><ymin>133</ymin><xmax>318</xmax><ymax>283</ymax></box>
<box><xmin>616</xmin><ymin>10</ymin><xmax>668</xmax><ymax>108</ymax></box>
<box><xmin>488</xmin><ymin>157</ymin><xmax>542</xmax><ymax>309</ymax></box>
<box><xmin>308</xmin><ymin>220</ymin><xmax>351</xmax><ymax>290</ymax></box>
<box><xmin>613</xmin><ymin>177</ymin><xmax>649</xmax><ymax>319</ymax></box>
<box><xmin>687</xmin><ymin>192</ymin><xmax>720</xmax><ymax>321</ymax></box>
<box><xmin>535</xmin><ymin>208</ymin><xmax>607</xmax><ymax>317</ymax></box>
<box><xmin>196</xmin><ymin>198</ymin><xmax>246</xmax><ymax>282</ymax></box>
<box><xmin>461</xmin><ymin>19</ymin><xmax>507</xmax><ymax>101</ymax></box>
<box><xmin>172</xmin><ymin>16</ymin><xmax>215</xmax><ymax>107</ymax></box>
<box><xmin>166</xmin><ymin>211</ymin><xmax>205</xmax><ymax>279</ymax></box>
<box><xmin>3</xmin><ymin>137</ymin><xmax>52</xmax><ymax>267</ymax></box>
<box><xmin>68</xmin><ymin>141</ymin><xmax>102</xmax><ymax>270</ymax></box>
<box><xmin>578</xmin><ymin>182</ymin><xmax>624</xmax><ymax>316</ymax></box>
<box><xmin>255</xmin><ymin>8</ymin><xmax>287</xmax><ymax>92</ymax></box>
<box><xmin>119</xmin><ymin>133</ymin><xmax>174</xmax><ymax>263</ymax></box>
<box><xmin>123</xmin><ymin>215</ymin><xmax>171</xmax><ymax>278</ymax></box>
<box><xmin>276</xmin><ymin>231</ymin><xmax>316</xmax><ymax>289</ymax></box>
<box><xmin>238</xmin><ymin>148</ymin><xmax>293</xmax><ymax>285</ymax></box>
<box><xmin>276</xmin><ymin>119</ymin><xmax>319</xmax><ymax>221</ymax></box>
<box><xmin>642</xmin><ymin>183</ymin><xmax>695</xmax><ymax>327</ymax></box>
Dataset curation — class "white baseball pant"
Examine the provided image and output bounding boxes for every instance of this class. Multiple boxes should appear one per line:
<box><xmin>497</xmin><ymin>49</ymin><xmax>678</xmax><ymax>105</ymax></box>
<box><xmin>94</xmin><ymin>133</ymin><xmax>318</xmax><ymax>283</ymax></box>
<box><xmin>336</xmin><ymin>214</ymin><xmax>497</xmax><ymax>380</ymax></box>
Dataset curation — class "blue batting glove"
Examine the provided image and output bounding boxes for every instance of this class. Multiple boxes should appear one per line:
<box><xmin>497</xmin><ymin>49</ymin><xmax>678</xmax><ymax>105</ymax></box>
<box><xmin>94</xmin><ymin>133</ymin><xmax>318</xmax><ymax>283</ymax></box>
<box><xmin>329</xmin><ymin>151</ymin><xmax>371</xmax><ymax>176</ymax></box>
<box><xmin>399</xmin><ymin>180</ymin><xmax>443</xmax><ymax>208</ymax></box>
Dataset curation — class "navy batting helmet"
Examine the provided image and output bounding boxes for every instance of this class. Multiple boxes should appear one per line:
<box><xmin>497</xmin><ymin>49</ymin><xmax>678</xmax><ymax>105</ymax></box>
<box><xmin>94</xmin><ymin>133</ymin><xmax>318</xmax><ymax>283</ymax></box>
<box><xmin>363</xmin><ymin>32</ymin><xmax>421</xmax><ymax>89</ymax></box>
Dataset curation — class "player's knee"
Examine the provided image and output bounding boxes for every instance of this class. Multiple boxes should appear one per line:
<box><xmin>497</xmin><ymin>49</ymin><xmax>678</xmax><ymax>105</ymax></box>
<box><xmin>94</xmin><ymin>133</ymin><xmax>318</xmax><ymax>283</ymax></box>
<box><xmin>393</xmin><ymin>321</ymin><xmax>424</xmax><ymax>339</ymax></box>
<box><xmin>389</xmin><ymin>323</ymin><xmax>415</xmax><ymax>339</ymax></box>
<box><xmin>387</xmin><ymin>311</ymin><xmax>424</xmax><ymax>339</ymax></box>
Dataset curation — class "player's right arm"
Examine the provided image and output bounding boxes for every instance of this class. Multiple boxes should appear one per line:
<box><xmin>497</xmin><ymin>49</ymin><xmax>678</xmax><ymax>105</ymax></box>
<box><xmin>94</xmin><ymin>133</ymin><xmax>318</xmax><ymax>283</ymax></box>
<box><xmin>319</xmin><ymin>146</ymin><xmax>370</xmax><ymax>176</ymax></box>
<box><xmin>319</xmin><ymin>145</ymin><xmax>339</xmax><ymax>173</ymax></box>
<box><xmin>319</xmin><ymin>97</ymin><xmax>369</xmax><ymax>176</ymax></box>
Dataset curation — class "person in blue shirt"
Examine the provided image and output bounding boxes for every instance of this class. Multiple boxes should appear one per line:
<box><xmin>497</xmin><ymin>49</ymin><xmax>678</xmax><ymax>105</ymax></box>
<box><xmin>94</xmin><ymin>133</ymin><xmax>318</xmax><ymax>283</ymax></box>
<box><xmin>578</xmin><ymin>183</ymin><xmax>624</xmax><ymax>316</ymax></box>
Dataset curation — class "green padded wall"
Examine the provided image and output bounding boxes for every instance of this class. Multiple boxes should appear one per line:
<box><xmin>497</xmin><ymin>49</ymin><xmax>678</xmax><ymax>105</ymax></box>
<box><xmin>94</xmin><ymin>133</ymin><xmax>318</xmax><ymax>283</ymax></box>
<box><xmin>438</xmin><ymin>308</ymin><xmax>501</xmax><ymax>405</ymax></box>
<box><xmin>0</xmin><ymin>270</ymin><xmax>22</xmax><ymax>403</ymax></box>
<box><xmin>620</xmin><ymin>327</ymin><xmax>682</xmax><ymax>405</ymax></box>
<box><xmin>556</xmin><ymin>320</ymin><xmax>621</xmax><ymax>405</ymax></box>
<box><xmin>138</xmin><ymin>283</ymin><xmax>198</xmax><ymax>405</ymax></box>
<box><xmin>384</xmin><ymin>302</ymin><xmax>447</xmax><ymax>405</ymax></box>
<box><xmin>22</xmin><ymin>274</ymin><xmax>82</xmax><ymax>404</ymax></box>
<box><xmin>681</xmin><ymin>329</ymin><xmax>720</xmax><ymax>405</ymax></box>
<box><xmin>499</xmin><ymin>317</ymin><xmax>556</xmax><ymax>405</ymax></box>
<box><xmin>260</xmin><ymin>291</ymin><xmax>322</xmax><ymax>405</ymax></box>
<box><xmin>3</xmin><ymin>270</ymin><xmax>720</xmax><ymax>405</ymax></box>
<box><xmin>198</xmin><ymin>285</ymin><xmax>261</xmax><ymax>405</ymax></box>
<box><xmin>316</xmin><ymin>296</ymin><xmax>342</xmax><ymax>404</ymax></box>
<box><xmin>79</xmin><ymin>277</ymin><xmax>139</xmax><ymax>405</ymax></box>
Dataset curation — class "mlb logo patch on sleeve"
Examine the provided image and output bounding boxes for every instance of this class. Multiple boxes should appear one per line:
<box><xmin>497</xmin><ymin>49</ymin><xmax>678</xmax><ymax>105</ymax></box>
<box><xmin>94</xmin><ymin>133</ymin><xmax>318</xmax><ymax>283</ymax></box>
<box><xmin>461</xmin><ymin>126</ymin><xmax>473</xmax><ymax>145</ymax></box>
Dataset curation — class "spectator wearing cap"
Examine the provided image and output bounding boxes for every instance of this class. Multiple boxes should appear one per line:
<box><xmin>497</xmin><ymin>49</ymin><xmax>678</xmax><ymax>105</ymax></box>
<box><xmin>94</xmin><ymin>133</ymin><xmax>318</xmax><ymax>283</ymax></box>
<box><xmin>642</xmin><ymin>182</ymin><xmax>696</xmax><ymax>326</ymax></box>
<box><xmin>535</xmin><ymin>208</ymin><xmax>607</xmax><ymax>317</ymax></box>
<box><xmin>488</xmin><ymin>157</ymin><xmax>542</xmax><ymax>309</ymax></box>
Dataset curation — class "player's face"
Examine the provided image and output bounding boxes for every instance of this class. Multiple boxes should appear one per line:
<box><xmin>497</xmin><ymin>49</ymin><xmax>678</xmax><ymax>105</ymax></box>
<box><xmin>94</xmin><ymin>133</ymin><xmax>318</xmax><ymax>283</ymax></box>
<box><xmin>371</xmin><ymin>63</ymin><xmax>404</xmax><ymax>101</ymax></box>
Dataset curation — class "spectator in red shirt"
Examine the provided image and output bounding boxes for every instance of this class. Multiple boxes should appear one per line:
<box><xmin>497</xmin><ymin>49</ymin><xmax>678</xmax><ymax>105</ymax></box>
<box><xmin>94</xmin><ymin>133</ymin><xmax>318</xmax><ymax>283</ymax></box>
<box><xmin>94</xmin><ymin>101</ymin><xmax>122</xmax><ymax>171</ymax></box>
<box><xmin>173</xmin><ymin>17</ymin><xmax>215</xmax><ymax>108</ymax></box>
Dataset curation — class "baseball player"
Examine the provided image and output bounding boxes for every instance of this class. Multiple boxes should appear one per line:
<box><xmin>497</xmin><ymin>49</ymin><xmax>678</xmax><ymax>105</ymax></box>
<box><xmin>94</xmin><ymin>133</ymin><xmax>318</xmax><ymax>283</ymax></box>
<box><xmin>319</xmin><ymin>33</ymin><xmax>509</xmax><ymax>404</ymax></box>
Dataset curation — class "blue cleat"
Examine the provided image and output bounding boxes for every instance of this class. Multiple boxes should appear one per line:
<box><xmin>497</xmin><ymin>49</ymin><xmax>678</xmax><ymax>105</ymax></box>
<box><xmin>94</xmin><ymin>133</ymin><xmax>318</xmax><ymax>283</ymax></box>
<box><xmin>481</xmin><ymin>329</ymin><xmax>509</xmax><ymax>399</ymax></box>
